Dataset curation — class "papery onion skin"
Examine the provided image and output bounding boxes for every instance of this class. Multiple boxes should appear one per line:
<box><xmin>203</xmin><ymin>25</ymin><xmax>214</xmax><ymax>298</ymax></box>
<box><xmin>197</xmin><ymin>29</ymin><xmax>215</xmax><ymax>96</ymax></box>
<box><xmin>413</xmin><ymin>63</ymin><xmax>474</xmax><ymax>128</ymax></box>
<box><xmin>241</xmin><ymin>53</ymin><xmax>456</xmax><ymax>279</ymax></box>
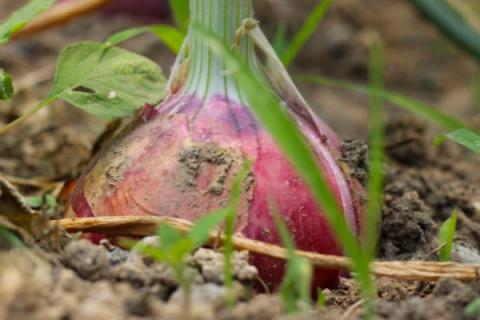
<box><xmin>72</xmin><ymin>94</ymin><xmax>363</xmax><ymax>290</ymax></box>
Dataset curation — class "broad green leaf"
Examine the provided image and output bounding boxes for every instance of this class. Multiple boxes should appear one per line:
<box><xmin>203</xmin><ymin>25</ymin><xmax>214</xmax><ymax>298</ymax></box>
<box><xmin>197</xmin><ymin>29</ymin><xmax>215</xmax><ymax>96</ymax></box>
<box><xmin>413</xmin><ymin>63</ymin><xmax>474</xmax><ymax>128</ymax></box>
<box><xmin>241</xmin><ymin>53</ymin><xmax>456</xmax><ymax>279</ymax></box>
<box><xmin>0</xmin><ymin>69</ymin><xmax>14</xmax><ymax>100</ymax></box>
<box><xmin>0</xmin><ymin>0</ymin><xmax>56</xmax><ymax>44</ymax></box>
<box><xmin>106</xmin><ymin>25</ymin><xmax>184</xmax><ymax>54</ymax></box>
<box><xmin>49</xmin><ymin>42</ymin><xmax>166</xmax><ymax>119</ymax></box>
<box><xmin>438</xmin><ymin>210</ymin><xmax>458</xmax><ymax>261</ymax></box>
<box><xmin>445</xmin><ymin>128</ymin><xmax>480</xmax><ymax>153</ymax></box>
<box><xmin>298</xmin><ymin>75</ymin><xmax>468</xmax><ymax>131</ymax></box>
<box><xmin>282</xmin><ymin>0</ymin><xmax>333</xmax><ymax>67</ymax></box>
<box><xmin>168</xmin><ymin>0</ymin><xmax>190</xmax><ymax>30</ymax></box>
<box><xmin>410</xmin><ymin>0</ymin><xmax>480</xmax><ymax>60</ymax></box>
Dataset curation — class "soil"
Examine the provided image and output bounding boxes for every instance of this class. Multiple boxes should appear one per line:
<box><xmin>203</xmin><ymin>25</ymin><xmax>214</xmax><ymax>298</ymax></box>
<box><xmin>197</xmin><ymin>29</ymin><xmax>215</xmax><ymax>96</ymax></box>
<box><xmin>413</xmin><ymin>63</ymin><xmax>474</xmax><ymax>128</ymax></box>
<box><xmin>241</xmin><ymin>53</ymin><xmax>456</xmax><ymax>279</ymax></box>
<box><xmin>1</xmin><ymin>0</ymin><xmax>480</xmax><ymax>319</ymax></box>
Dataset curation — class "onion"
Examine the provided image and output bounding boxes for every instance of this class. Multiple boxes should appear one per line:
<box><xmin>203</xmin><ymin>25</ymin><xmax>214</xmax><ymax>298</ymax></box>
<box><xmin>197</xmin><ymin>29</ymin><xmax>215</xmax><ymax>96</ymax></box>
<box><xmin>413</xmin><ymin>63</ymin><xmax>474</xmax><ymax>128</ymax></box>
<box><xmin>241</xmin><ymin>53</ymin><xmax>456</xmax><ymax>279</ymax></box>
<box><xmin>71</xmin><ymin>0</ymin><xmax>363</xmax><ymax>291</ymax></box>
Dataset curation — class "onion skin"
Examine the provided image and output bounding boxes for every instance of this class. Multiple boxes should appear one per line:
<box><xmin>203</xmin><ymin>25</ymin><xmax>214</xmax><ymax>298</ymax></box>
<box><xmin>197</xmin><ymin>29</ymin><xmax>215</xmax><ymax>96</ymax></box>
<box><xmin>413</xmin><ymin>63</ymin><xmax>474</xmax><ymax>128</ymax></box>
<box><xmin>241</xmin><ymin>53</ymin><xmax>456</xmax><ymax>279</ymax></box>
<box><xmin>71</xmin><ymin>0</ymin><xmax>364</xmax><ymax>292</ymax></box>
<box><xmin>72</xmin><ymin>93</ymin><xmax>363</xmax><ymax>290</ymax></box>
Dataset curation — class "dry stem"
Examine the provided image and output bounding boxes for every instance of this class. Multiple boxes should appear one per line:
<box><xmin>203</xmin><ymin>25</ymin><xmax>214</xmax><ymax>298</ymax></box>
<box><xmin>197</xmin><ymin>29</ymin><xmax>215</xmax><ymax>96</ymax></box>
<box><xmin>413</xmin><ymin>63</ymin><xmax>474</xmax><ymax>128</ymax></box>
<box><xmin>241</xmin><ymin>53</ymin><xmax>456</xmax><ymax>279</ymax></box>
<box><xmin>52</xmin><ymin>216</ymin><xmax>480</xmax><ymax>282</ymax></box>
<box><xmin>14</xmin><ymin>0</ymin><xmax>112</xmax><ymax>39</ymax></box>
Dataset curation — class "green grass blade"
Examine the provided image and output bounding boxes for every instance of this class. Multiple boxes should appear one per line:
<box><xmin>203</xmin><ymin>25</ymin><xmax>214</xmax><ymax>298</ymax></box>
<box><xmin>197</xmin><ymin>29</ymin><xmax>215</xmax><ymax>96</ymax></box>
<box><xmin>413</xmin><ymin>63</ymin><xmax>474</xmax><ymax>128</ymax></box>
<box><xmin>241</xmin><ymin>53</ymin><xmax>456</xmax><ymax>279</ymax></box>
<box><xmin>297</xmin><ymin>75</ymin><xmax>468</xmax><ymax>131</ymax></box>
<box><xmin>106</xmin><ymin>26</ymin><xmax>151</xmax><ymax>46</ymax></box>
<box><xmin>193</xmin><ymin>24</ymin><xmax>373</xmax><ymax>301</ymax></box>
<box><xmin>168</xmin><ymin>0</ymin><xmax>190</xmax><ymax>31</ymax></box>
<box><xmin>106</xmin><ymin>25</ymin><xmax>185</xmax><ymax>54</ymax></box>
<box><xmin>0</xmin><ymin>0</ymin><xmax>56</xmax><ymax>45</ymax></box>
<box><xmin>188</xmin><ymin>208</ymin><xmax>228</xmax><ymax>247</ymax></box>
<box><xmin>273</xmin><ymin>209</ymin><xmax>312</xmax><ymax>312</ymax></box>
<box><xmin>0</xmin><ymin>68</ymin><xmax>14</xmax><ymax>101</ymax></box>
<box><xmin>365</xmin><ymin>41</ymin><xmax>386</xmax><ymax>260</ymax></box>
<box><xmin>281</xmin><ymin>0</ymin><xmax>333</xmax><ymax>67</ymax></box>
<box><xmin>224</xmin><ymin>162</ymin><xmax>251</xmax><ymax>307</ymax></box>
<box><xmin>409</xmin><ymin>0</ymin><xmax>480</xmax><ymax>60</ymax></box>
<box><xmin>150</xmin><ymin>25</ymin><xmax>185</xmax><ymax>54</ymax></box>
<box><xmin>272</xmin><ymin>25</ymin><xmax>288</xmax><ymax>57</ymax></box>
<box><xmin>444</xmin><ymin>128</ymin><xmax>480</xmax><ymax>153</ymax></box>
<box><xmin>438</xmin><ymin>210</ymin><xmax>458</xmax><ymax>261</ymax></box>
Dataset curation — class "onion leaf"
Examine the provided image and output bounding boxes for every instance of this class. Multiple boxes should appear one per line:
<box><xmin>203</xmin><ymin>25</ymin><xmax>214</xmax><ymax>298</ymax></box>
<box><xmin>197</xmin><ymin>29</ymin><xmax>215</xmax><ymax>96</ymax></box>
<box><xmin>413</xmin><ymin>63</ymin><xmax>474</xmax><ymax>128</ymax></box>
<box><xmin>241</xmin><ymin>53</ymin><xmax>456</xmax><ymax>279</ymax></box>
<box><xmin>48</xmin><ymin>41</ymin><xmax>166</xmax><ymax>119</ymax></box>
<box><xmin>438</xmin><ymin>210</ymin><xmax>458</xmax><ymax>262</ymax></box>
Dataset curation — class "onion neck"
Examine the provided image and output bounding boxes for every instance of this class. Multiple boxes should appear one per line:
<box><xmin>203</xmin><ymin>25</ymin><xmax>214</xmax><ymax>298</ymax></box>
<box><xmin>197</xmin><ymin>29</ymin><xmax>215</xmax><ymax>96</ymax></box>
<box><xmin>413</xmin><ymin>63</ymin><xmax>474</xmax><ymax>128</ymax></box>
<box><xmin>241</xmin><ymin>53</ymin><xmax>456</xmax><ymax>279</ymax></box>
<box><xmin>182</xmin><ymin>0</ymin><xmax>259</xmax><ymax>102</ymax></box>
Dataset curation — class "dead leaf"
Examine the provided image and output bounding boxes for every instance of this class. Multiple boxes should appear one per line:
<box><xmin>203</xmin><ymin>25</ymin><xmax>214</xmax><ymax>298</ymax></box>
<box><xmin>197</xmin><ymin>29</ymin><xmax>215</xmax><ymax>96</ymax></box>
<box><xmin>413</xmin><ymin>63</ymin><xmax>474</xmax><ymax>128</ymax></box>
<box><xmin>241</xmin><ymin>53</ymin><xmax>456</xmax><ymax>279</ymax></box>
<box><xmin>0</xmin><ymin>174</ymin><xmax>39</xmax><ymax>234</ymax></box>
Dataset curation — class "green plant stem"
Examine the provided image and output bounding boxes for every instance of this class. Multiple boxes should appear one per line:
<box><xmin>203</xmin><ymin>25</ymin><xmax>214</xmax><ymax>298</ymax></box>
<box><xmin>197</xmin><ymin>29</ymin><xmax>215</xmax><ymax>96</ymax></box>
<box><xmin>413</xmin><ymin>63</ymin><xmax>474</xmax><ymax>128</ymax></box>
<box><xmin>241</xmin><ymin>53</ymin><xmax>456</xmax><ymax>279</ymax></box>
<box><xmin>183</xmin><ymin>0</ymin><xmax>257</xmax><ymax>101</ymax></box>
<box><xmin>0</xmin><ymin>97</ymin><xmax>54</xmax><ymax>136</ymax></box>
<box><xmin>365</xmin><ymin>41</ymin><xmax>385</xmax><ymax>261</ymax></box>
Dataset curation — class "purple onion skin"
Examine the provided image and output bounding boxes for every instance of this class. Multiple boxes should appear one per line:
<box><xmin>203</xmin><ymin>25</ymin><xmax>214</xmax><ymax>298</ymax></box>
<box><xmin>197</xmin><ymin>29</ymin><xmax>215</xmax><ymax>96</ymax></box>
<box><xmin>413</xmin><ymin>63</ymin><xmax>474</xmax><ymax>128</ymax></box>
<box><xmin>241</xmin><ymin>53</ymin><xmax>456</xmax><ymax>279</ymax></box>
<box><xmin>71</xmin><ymin>91</ymin><xmax>363</xmax><ymax>291</ymax></box>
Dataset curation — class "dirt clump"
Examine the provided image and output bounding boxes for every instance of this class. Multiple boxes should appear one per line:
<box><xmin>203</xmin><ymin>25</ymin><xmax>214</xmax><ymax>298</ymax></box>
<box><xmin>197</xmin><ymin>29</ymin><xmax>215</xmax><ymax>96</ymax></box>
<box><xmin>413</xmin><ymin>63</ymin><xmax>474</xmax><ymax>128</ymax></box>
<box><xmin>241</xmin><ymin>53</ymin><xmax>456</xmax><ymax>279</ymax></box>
<box><xmin>375</xmin><ymin>278</ymin><xmax>480</xmax><ymax>320</ymax></box>
<box><xmin>190</xmin><ymin>248</ymin><xmax>258</xmax><ymax>284</ymax></box>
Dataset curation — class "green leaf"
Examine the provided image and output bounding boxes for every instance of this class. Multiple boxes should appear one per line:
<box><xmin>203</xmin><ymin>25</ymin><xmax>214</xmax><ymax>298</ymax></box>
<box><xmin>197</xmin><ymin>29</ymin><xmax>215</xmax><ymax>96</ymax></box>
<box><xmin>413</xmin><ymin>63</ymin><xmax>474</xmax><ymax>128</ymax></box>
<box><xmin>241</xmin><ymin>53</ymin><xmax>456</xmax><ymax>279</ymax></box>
<box><xmin>364</xmin><ymin>41</ymin><xmax>386</xmax><ymax>261</ymax></box>
<box><xmin>45</xmin><ymin>194</ymin><xmax>58</xmax><ymax>209</ymax></box>
<box><xmin>168</xmin><ymin>0</ymin><xmax>189</xmax><ymax>30</ymax></box>
<box><xmin>281</xmin><ymin>0</ymin><xmax>333</xmax><ymax>67</ymax></box>
<box><xmin>297</xmin><ymin>75</ymin><xmax>468</xmax><ymax>131</ymax></box>
<box><xmin>25</xmin><ymin>196</ymin><xmax>43</xmax><ymax>209</ymax></box>
<box><xmin>224</xmin><ymin>162</ymin><xmax>251</xmax><ymax>308</ymax></box>
<box><xmin>316</xmin><ymin>290</ymin><xmax>327</xmax><ymax>308</ymax></box>
<box><xmin>106</xmin><ymin>25</ymin><xmax>185</xmax><ymax>54</ymax></box>
<box><xmin>188</xmin><ymin>208</ymin><xmax>228</xmax><ymax>247</ymax></box>
<box><xmin>438</xmin><ymin>210</ymin><xmax>458</xmax><ymax>261</ymax></box>
<box><xmin>409</xmin><ymin>0</ymin><xmax>480</xmax><ymax>61</ymax></box>
<box><xmin>158</xmin><ymin>223</ymin><xmax>183</xmax><ymax>251</ymax></box>
<box><xmin>106</xmin><ymin>26</ymin><xmax>151</xmax><ymax>46</ymax></box>
<box><xmin>273</xmin><ymin>209</ymin><xmax>312</xmax><ymax>313</ymax></box>
<box><xmin>444</xmin><ymin>128</ymin><xmax>480</xmax><ymax>153</ymax></box>
<box><xmin>48</xmin><ymin>42</ymin><xmax>166</xmax><ymax>119</ymax></box>
<box><xmin>272</xmin><ymin>25</ymin><xmax>288</xmax><ymax>57</ymax></box>
<box><xmin>0</xmin><ymin>68</ymin><xmax>14</xmax><ymax>100</ymax></box>
<box><xmin>0</xmin><ymin>0</ymin><xmax>56</xmax><ymax>45</ymax></box>
<box><xmin>0</xmin><ymin>226</ymin><xmax>23</xmax><ymax>249</ymax></box>
<box><xmin>465</xmin><ymin>297</ymin><xmax>480</xmax><ymax>317</ymax></box>
<box><xmin>150</xmin><ymin>25</ymin><xmax>185</xmax><ymax>54</ymax></box>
